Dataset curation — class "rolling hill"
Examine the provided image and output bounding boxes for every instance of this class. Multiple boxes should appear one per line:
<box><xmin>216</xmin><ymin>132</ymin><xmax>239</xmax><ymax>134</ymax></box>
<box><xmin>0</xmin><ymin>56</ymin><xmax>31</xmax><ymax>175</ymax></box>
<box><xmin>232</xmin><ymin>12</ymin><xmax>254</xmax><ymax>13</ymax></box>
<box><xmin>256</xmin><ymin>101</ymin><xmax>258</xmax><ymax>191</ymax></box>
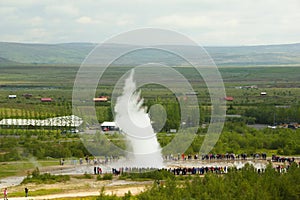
<box><xmin>0</xmin><ymin>42</ymin><xmax>300</xmax><ymax>66</ymax></box>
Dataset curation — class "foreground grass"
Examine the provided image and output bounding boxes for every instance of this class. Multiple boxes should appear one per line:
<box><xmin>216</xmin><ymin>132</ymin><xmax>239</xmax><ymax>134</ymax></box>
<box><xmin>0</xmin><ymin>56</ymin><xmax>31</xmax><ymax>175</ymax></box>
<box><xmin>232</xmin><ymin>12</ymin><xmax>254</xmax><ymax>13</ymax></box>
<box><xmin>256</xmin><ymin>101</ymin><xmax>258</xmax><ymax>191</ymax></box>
<box><xmin>9</xmin><ymin>188</ymin><xmax>64</xmax><ymax>197</ymax></box>
<box><xmin>8</xmin><ymin>176</ymin><xmax>146</xmax><ymax>199</ymax></box>
<box><xmin>53</xmin><ymin>198</ymin><xmax>96</xmax><ymax>200</ymax></box>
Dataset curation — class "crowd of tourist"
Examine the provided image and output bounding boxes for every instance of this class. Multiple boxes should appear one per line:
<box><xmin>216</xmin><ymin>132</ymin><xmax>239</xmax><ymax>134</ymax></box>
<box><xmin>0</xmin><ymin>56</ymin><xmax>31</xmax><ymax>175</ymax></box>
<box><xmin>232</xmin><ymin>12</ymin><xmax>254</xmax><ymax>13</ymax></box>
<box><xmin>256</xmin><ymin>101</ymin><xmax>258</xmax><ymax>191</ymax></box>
<box><xmin>168</xmin><ymin>166</ymin><xmax>229</xmax><ymax>175</ymax></box>
<box><xmin>58</xmin><ymin>153</ymin><xmax>299</xmax><ymax>173</ymax></box>
<box><xmin>163</xmin><ymin>152</ymin><xmax>268</xmax><ymax>161</ymax></box>
<box><xmin>271</xmin><ymin>155</ymin><xmax>295</xmax><ymax>163</ymax></box>
<box><xmin>111</xmin><ymin>166</ymin><xmax>229</xmax><ymax>175</ymax></box>
<box><xmin>110</xmin><ymin>161</ymin><xmax>300</xmax><ymax>176</ymax></box>
<box><xmin>78</xmin><ymin>155</ymin><xmax>120</xmax><ymax>165</ymax></box>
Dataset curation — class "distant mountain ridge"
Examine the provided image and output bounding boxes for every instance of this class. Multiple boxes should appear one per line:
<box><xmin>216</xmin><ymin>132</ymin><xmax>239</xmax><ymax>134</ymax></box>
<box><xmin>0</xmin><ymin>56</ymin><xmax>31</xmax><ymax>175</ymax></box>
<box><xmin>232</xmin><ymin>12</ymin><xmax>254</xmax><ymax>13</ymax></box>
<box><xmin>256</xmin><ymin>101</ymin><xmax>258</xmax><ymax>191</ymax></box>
<box><xmin>0</xmin><ymin>42</ymin><xmax>300</xmax><ymax>66</ymax></box>
<box><xmin>206</xmin><ymin>43</ymin><xmax>300</xmax><ymax>66</ymax></box>
<box><xmin>0</xmin><ymin>56</ymin><xmax>18</xmax><ymax>64</ymax></box>
<box><xmin>0</xmin><ymin>42</ymin><xmax>96</xmax><ymax>65</ymax></box>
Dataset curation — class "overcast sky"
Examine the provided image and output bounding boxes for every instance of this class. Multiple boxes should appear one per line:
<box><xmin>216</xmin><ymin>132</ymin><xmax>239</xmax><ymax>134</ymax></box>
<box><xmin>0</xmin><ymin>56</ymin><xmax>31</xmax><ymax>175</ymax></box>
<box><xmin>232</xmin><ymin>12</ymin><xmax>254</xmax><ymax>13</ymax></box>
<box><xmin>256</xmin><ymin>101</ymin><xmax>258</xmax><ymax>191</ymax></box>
<box><xmin>0</xmin><ymin>0</ymin><xmax>299</xmax><ymax>45</ymax></box>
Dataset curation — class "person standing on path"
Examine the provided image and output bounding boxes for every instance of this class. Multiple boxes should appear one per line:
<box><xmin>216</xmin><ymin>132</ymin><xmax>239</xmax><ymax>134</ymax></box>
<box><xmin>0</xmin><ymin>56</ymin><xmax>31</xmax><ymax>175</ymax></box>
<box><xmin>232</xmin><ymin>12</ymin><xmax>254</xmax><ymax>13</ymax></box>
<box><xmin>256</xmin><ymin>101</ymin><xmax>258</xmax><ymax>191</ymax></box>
<box><xmin>25</xmin><ymin>188</ymin><xmax>28</xmax><ymax>197</ymax></box>
<box><xmin>3</xmin><ymin>188</ymin><xmax>8</xmax><ymax>200</ymax></box>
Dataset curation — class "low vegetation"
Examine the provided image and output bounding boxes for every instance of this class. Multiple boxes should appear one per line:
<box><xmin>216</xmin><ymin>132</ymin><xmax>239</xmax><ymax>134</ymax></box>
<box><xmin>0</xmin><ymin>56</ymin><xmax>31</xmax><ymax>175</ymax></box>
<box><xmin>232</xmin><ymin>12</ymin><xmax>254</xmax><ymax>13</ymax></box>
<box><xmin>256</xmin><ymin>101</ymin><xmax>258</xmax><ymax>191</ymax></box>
<box><xmin>119</xmin><ymin>170</ymin><xmax>174</xmax><ymax>181</ymax></box>
<box><xmin>97</xmin><ymin>173</ymin><xmax>113</xmax><ymax>180</ymax></box>
<box><xmin>94</xmin><ymin>163</ymin><xmax>300</xmax><ymax>200</ymax></box>
<box><xmin>137</xmin><ymin>163</ymin><xmax>300</xmax><ymax>200</ymax></box>
<box><xmin>22</xmin><ymin>167</ymin><xmax>70</xmax><ymax>184</ymax></box>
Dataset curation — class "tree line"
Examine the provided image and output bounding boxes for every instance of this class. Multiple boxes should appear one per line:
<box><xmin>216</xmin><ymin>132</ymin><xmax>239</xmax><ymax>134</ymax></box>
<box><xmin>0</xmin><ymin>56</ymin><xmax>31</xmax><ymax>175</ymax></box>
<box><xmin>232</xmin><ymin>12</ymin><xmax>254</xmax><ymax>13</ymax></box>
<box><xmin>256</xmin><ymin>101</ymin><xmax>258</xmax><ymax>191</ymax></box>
<box><xmin>244</xmin><ymin>105</ymin><xmax>300</xmax><ymax>125</ymax></box>
<box><xmin>0</xmin><ymin>122</ymin><xmax>299</xmax><ymax>162</ymax></box>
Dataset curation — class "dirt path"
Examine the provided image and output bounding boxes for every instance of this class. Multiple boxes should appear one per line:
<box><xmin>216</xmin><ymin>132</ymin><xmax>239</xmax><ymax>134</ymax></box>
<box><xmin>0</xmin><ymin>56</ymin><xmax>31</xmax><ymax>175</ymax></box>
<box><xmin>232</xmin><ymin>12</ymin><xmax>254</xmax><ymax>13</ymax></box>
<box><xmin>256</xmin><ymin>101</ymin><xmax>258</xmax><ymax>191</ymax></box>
<box><xmin>7</xmin><ymin>185</ymin><xmax>146</xmax><ymax>200</ymax></box>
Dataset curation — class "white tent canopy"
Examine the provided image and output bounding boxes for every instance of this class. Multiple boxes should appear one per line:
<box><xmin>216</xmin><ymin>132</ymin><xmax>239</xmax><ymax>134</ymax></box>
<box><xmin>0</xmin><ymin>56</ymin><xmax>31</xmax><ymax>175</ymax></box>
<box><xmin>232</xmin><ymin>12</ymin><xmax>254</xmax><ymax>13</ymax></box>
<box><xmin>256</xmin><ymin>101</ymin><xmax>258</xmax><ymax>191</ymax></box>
<box><xmin>0</xmin><ymin>115</ymin><xmax>83</xmax><ymax>127</ymax></box>
<box><xmin>101</xmin><ymin>121</ymin><xmax>118</xmax><ymax>127</ymax></box>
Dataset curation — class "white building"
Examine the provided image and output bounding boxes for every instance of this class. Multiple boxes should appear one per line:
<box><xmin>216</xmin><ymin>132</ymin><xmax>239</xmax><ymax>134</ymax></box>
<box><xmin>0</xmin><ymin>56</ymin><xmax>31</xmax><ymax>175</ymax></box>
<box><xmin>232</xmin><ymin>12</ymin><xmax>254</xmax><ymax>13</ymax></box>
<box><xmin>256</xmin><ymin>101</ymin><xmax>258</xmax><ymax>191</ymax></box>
<box><xmin>8</xmin><ymin>95</ymin><xmax>17</xmax><ymax>99</ymax></box>
<box><xmin>0</xmin><ymin>115</ymin><xmax>83</xmax><ymax>130</ymax></box>
<box><xmin>100</xmin><ymin>121</ymin><xmax>119</xmax><ymax>132</ymax></box>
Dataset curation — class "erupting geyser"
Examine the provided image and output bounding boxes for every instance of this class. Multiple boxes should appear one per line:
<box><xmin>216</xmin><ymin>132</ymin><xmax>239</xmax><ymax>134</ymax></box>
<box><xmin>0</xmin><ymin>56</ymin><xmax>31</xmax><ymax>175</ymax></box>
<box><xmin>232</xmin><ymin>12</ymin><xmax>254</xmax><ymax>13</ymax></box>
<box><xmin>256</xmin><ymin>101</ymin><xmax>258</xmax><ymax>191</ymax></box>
<box><xmin>114</xmin><ymin>69</ymin><xmax>164</xmax><ymax>168</ymax></box>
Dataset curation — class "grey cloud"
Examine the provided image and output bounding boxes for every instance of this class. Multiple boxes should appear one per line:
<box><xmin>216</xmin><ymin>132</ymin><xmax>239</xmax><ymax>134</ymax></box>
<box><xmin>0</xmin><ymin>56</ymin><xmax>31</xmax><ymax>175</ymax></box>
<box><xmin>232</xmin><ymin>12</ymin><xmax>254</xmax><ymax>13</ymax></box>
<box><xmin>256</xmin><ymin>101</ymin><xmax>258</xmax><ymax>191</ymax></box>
<box><xmin>0</xmin><ymin>0</ymin><xmax>299</xmax><ymax>45</ymax></box>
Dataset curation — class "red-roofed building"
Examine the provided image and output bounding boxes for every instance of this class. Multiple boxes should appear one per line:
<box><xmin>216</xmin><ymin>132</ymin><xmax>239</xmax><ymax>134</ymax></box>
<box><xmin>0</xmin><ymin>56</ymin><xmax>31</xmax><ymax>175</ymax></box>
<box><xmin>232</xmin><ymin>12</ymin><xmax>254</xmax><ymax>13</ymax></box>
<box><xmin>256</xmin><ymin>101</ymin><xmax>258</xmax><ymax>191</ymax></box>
<box><xmin>93</xmin><ymin>96</ymin><xmax>108</xmax><ymax>102</ymax></box>
<box><xmin>41</xmin><ymin>98</ymin><xmax>53</xmax><ymax>102</ymax></box>
<box><xmin>224</xmin><ymin>96</ymin><xmax>234</xmax><ymax>101</ymax></box>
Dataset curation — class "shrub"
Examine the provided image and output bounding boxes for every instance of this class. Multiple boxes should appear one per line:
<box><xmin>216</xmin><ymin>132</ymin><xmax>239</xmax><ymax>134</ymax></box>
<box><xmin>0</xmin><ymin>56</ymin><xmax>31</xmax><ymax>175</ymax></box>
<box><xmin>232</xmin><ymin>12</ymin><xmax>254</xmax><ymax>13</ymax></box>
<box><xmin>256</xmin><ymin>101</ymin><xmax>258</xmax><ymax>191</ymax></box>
<box><xmin>97</xmin><ymin>173</ymin><xmax>113</xmax><ymax>181</ymax></box>
<box><xmin>119</xmin><ymin>170</ymin><xmax>174</xmax><ymax>181</ymax></box>
<box><xmin>103</xmin><ymin>173</ymin><xmax>113</xmax><ymax>180</ymax></box>
<box><xmin>83</xmin><ymin>172</ymin><xmax>93</xmax><ymax>179</ymax></box>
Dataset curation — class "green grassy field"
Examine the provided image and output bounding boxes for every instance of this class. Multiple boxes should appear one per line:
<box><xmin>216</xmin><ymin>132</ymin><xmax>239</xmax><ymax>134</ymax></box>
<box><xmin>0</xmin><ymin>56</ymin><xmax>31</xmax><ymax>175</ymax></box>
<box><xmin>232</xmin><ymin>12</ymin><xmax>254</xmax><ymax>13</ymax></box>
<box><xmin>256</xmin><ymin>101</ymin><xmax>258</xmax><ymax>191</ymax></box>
<box><xmin>9</xmin><ymin>188</ymin><xmax>64</xmax><ymax>197</ymax></box>
<box><xmin>1</xmin><ymin>65</ymin><xmax>299</xmax><ymax>99</ymax></box>
<box><xmin>0</xmin><ymin>65</ymin><xmax>299</xmax><ymax>130</ymax></box>
<box><xmin>0</xmin><ymin>64</ymin><xmax>299</xmax><ymax>165</ymax></box>
<box><xmin>0</xmin><ymin>159</ymin><xmax>59</xmax><ymax>178</ymax></box>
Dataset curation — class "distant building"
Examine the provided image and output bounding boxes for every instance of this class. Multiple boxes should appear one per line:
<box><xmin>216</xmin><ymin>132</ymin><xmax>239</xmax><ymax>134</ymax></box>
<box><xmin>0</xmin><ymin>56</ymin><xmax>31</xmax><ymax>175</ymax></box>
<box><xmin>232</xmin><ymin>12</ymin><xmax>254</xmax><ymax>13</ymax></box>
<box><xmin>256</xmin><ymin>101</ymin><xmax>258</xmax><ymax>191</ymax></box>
<box><xmin>236</xmin><ymin>85</ymin><xmax>258</xmax><ymax>89</ymax></box>
<box><xmin>93</xmin><ymin>96</ymin><xmax>108</xmax><ymax>102</ymax></box>
<box><xmin>100</xmin><ymin>121</ymin><xmax>119</xmax><ymax>132</ymax></box>
<box><xmin>226</xmin><ymin>114</ymin><xmax>241</xmax><ymax>118</ymax></box>
<box><xmin>267</xmin><ymin>125</ymin><xmax>277</xmax><ymax>129</ymax></box>
<box><xmin>224</xmin><ymin>96</ymin><xmax>234</xmax><ymax>101</ymax></box>
<box><xmin>275</xmin><ymin>105</ymin><xmax>291</xmax><ymax>108</ymax></box>
<box><xmin>186</xmin><ymin>92</ymin><xmax>198</xmax><ymax>95</ymax></box>
<box><xmin>245</xmin><ymin>85</ymin><xmax>258</xmax><ymax>89</ymax></box>
<box><xmin>8</xmin><ymin>95</ymin><xmax>17</xmax><ymax>99</ymax></box>
<box><xmin>260</xmin><ymin>92</ymin><xmax>267</xmax><ymax>96</ymax></box>
<box><xmin>23</xmin><ymin>94</ymin><xmax>32</xmax><ymax>98</ymax></box>
<box><xmin>169</xmin><ymin>129</ymin><xmax>177</xmax><ymax>133</ymax></box>
<box><xmin>41</xmin><ymin>98</ymin><xmax>53</xmax><ymax>102</ymax></box>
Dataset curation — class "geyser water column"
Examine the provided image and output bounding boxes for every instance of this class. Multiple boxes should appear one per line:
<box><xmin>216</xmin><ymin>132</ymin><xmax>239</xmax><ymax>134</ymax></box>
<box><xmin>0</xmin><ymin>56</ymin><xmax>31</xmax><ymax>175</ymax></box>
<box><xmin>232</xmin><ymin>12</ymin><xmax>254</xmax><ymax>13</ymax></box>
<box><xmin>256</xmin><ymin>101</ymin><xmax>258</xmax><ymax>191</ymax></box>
<box><xmin>114</xmin><ymin>69</ymin><xmax>164</xmax><ymax>168</ymax></box>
